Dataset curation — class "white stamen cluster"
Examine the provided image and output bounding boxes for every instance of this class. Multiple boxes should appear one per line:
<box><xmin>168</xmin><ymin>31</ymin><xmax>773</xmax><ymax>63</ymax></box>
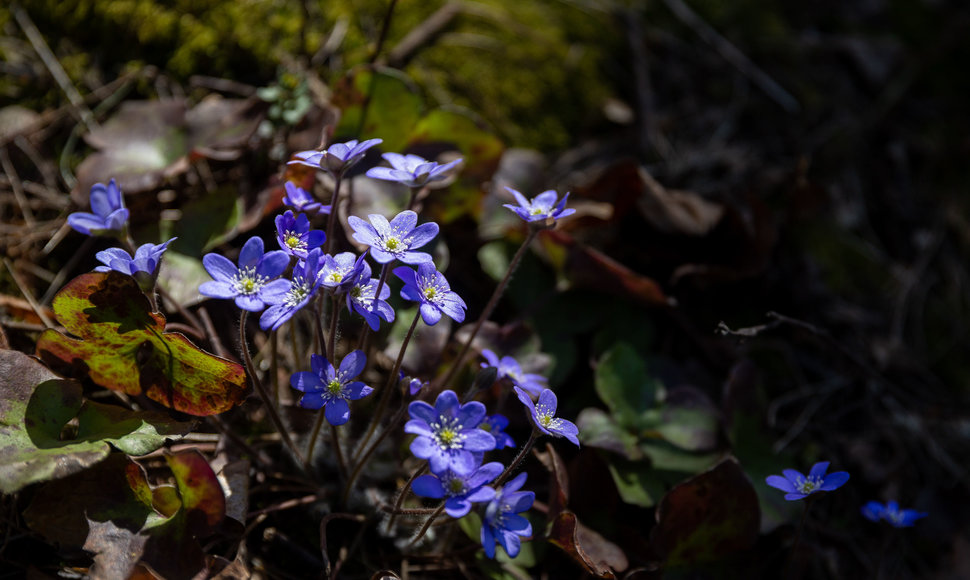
<box><xmin>431</xmin><ymin>416</ymin><xmax>467</xmax><ymax>450</ymax></box>
<box><xmin>233</xmin><ymin>267</ymin><xmax>270</xmax><ymax>295</ymax></box>
<box><xmin>796</xmin><ymin>476</ymin><xmax>822</xmax><ymax>494</ymax></box>
<box><xmin>284</xmin><ymin>278</ymin><xmax>312</xmax><ymax>307</ymax></box>
<box><xmin>535</xmin><ymin>404</ymin><xmax>563</xmax><ymax>431</ymax></box>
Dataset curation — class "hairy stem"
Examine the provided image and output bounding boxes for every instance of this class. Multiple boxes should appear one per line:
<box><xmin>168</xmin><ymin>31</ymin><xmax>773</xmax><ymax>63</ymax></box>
<box><xmin>437</xmin><ymin>229</ymin><xmax>537</xmax><ymax>389</ymax></box>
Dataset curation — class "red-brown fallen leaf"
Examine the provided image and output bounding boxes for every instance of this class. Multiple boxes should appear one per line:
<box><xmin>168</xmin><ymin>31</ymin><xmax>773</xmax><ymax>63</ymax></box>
<box><xmin>650</xmin><ymin>457</ymin><xmax>760</xmax><ymax>567</ymax></box>
<box><xmin>541</xmin><ymin>229</ymin><xmax>670</xmax><ymax>307</ymax></box>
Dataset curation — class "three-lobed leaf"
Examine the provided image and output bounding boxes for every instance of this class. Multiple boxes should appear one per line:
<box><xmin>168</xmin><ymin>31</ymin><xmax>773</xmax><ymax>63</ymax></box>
<box><xmin>36</xmin><ymin>271</ymin><xmax>247</xmax><ymax>416</ymax></box>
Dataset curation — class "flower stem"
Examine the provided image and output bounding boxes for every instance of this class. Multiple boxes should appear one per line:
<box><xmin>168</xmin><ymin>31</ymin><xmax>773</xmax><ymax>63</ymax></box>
<box><xmin>327</xmin><ymin>292</ymin><xmax>341</xmax><ymax>362</ymax></box>
<box><xmin>331</xmin><ymin>423</ymin><xmax>348</xmax><ymax>482</ymax></box>
<box><xmin>386</xmin><ymin>463</ymin><xmax>428</xmax><ymax>531</ymax></box>
<box><xmin>495</xmin><ymin>429</ymin><xmax>539</xmax><ymax>487</ymax></box>
<box><xmin>270</xmin><ymin>330</ymin><xmax>279</xmax><ymax>408</ymax></box>
<box><xmin>437</xmin><ymin>229</ymin><xmax>537</xmax><ymax>389</ymax></box>
<box><xmin>354</xmin><ymin>309</ymin><xmax>421</xmax><ymax>462</ymax></box>
<box><xmin>324</xmin><ymin>173</ymin><xmax>343</xmax><ymax>256</ymax></box>
<box><xmin>409</xmin><ymin>502</ymin><xmax>446</xmax><ymax>546</ymax></box>
<box><xmin>341</xmin><ymin>403</ymin><xmax>408</xmax><ymax>504</ymax></box>
<box><xmin>306</xmin><ymin>408</ymin><xmax>327</xmax><ymax>467</ymax></box>
<box><xmin>356</xmin><ymin>262</ymin><xmax>392</xmax><ymax>354</ymax></box>
<box><xmin>239</xmin><ymin>311</ymin><xmax>307</xmax><ymax>470</ymax></box>
<box><xmin>786</xmin><ymin>495</ymin><xmax>815</xmax><ymax>575</ymax></box>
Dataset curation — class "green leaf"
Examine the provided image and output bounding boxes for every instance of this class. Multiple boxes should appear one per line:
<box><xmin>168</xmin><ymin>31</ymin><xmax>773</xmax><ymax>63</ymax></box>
<box><xmin>594</xmin><ymin>342</ymin><xmax>661</xmax><ymax>429</ymax></box>
<box><xmin>36</xmin><ymin>271</ymin><xmax>247</xmax><ymax>416</ymax></box>
<box><xmin>604</xmin><ymin>456</ymin><xmax>665</xmax><ymax>508</ymax></box>
<box><xmin>0</xmin><ymin>350</ymin><xmax>193</xmax><ymax>494</ymax></box>
<box><xmin>333</xmin><ymin>67</ymin><xmax>424</xmax><ymax>152</ymax></box>
<box><xmin>576</xmin><ymin>407</ymin><xmax>641</xmax><ymax>460</ymax></box>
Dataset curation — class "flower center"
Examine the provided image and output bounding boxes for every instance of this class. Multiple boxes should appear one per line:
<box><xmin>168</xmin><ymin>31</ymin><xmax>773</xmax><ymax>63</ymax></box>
<box><xmin>327</xmin><ymin>272</ymin><xmax>343</xmax><ymax>283</ymax></box>
<box><xmin>424</xmin><ymin>287</ymin><xmax>437</xmax><ymax>301</ymax></box>
<box><xmin>447</xmin><ymin>477</ymin><xmax>466</xmax><ymax>495</ymax></box>
<box><xmin>385</xmin><ymin>236</ymin><xmax>401</xmax><ymax>251</ymax></box>
<box><xmin>535</xmin><ymin>405</ymin><xmax>561</xmax><ymax>430</ymax></box>
<box><xmin>327</xmin><ymin>379</ymin><xmax>343</xmax><ymax>396</ymax></box>
<box><xmin>796</xmin><ymin>476</ymin><xmax>822</xmax><ymax>494</ymax></box>
<box><xmin>233</xmin><ymin>267</ymin><xmax>268</xmax><ymax>295</ymax></box>
<box><xmin>285</xmin><ymin>232</ymin><xmax>304</xmax><ymax>250</ymax></box>
<box><xmin>530</xmin><ymin>206</ymin><xmax>544</xmax><ymax>216</ymax></box>
<box><xmin>284</xmin><ymin>279</ymin><xmax>312</xmax><ymax>307</ymax></box>
<box><xmin>431</xmin><ymin>417</ymin><xmax>465</xmax><ymax>450</ymax></box>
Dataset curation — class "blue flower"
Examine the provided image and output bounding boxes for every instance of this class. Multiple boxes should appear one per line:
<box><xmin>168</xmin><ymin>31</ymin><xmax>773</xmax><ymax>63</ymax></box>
<box><xmin>365</xmin><ymin>153</ymin><xmax>462</xmax><ymax>188</ymax></box>
<box><xmin>319</xmin><ymin>252</ymin><xmax>364</xmax><ymax>292</ymax></box>
<box><xmin>290</xmin><ymin>350</ymin><xmax>373</xmax><ymax>425</ymax></box>
<box><xmin>348</xmin><ymin>210</ymin><xmax>438</xmax><ymax>265</ymax></box>
<box><xmin>412</xmin><ymin>462</ymin><xmax>503</xmax><ymax>518</ymax></box>
<box><xmin>259</xmin><ymin>248</ymin><xmax>324</xmax><ymax>331</ymax></box>
<box><xmin>94</xmin><ymin>238</ymin><xmax>175</xmax><ymax>292</ymax></box>
<box><xmin>405</xmin><ymin>390</ymin><xmax>496</xmax><ymax>475</ymax></box>
<box><xmin>290</xmin><ymin>139</ymin><xmax>383</xmax><ymax>176</ymax></box>
<box><xmin>393</xmin><ymin>263</ymin><xmax>467</xmax><ymax>326</ymax></box>
<box><xmin>282</xmin><ymin>182</ymin><xmax>330</xmax><ymax>215</ymax></box>
<box><xmin>275</xmin><ymin>210</ymin><xmax>325</xmax><ymax>259</ymax></box>
<box><xmin>481</xmin><ymin>472</ymin><xmax>534</xmax><ymax>559</ymax></box>
<box><xmin>514</xmin><ymin>387</ymin><xmax>580</xmax><ymax>446</ymax></box>
<box><xmin>861</xmin><ymin>501</ymin><xmax>927</xmax><ymax>528</ymax></box>
<box><xmin>481</xmin><ymin>414</ymin><xmax>515</xmax><ymax>450</ymax></box>
<box><xmin>345</xmin><ymin>259</ymin><xmax>395</xmax><ymax>331</ymax></box>
<box><xmin>199</xmin><ymin>236</ymin><xmax>290</xmax><ymax>312</ymax></box>
<box><xmin>503</xmin><ymin>187</ymin><xmax>575</xmax><ymax>225</ymax></box>
<box><xmin>68</xmin><ymin>179</ymin><xmax>129</xmax><ymax>237</ymax></box>
<box><xmin>765</xmin><ymin>461</ymin><xmax>850</xmax><ymax>501</ymax></box>
<box><xmin>481</xmin><ymin>349</ymin><xmax>547</xmax><ymax>398</ymax></box>
<box><xmin>407</xmin><ymin>377</ymin><xmax>428</xmax><ymax>396</ymax></box>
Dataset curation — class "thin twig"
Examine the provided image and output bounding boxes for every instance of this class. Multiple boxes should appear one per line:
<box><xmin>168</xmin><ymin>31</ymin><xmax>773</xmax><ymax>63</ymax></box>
<box><xmin>2</xmin><ymin>258</ymin><xmax>53</xmax><ymax>328</ymax></box>
<box><xmin>320</xmin><ymin>513</ymin><xmax>367</xmax><ymax>580</ymax></box>
<box><xmin>660</xmin><ymin>0</ymin><xmax>800</xmax><ymax>112</ymax></box>
<box><xmin>0</xmin><ymin>147</ymin><xmax>35</xmax><ymax>228</ymax></box>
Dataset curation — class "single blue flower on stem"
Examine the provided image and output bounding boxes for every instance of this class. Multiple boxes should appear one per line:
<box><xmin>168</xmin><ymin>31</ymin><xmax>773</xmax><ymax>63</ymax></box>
<box><xmin>275</xmin><ymin>210</ymin><xmax>325</xmax><ymax>259</ymax></box>
<box><xmin>365</xmin><ymin>152</ymin><xmax>462</xmax><ymax>188</ymax></box>
<box><xmin>282</xmin><ymin>182</ymin><xmax>330</xmax><ymax>215</ymax></box>
<box><xmin>412</xmin><ymin>461</ymin><xmax>503</xmax><ymax>518</ymax></box>
<box><xmin>481</xmin><ymin>349</ymin><xmax>547</xmax><ymax>398</ymax></box>
<box><xmin>405</xmin><ymin>389</ymin><xmax>495</xmax><ymax>475</ymax></box>
<box><xmin>94</xmin><ymin>238</ymin><xmax>175</xmax><ymax>292</ymax></box>
<box><xmin>765</xmin><ymin>461</ymin><xmax>850</xmax><ymax>501</ymax></box>
<box><xmin>259</xmin><ymin>248</ymin><xmax>324</xmax><ymax>331</ymax></box>
<box><xmin>861</xmin><ymin>501</ymin><xmax>927</xmax><ymax>528</ymax></box>
<box><xmin>199</xmin><ymin>236</ymin><xmax>290</xmax><ymax>312</ymax></box>
<box><xmin>319</xmin><ymin>252</ymin><xmax>364</xmax><ymax>292</ymax></box>
<box><xmin>514</xmin><ymin>387</ymin><xmax>580</xmax><ymax>446</ymax></box>
<box><xmin>481</xmin><ymin>472</ymin><xmax>534</xmax><ymax>559</ymax></box>
<box><xmin>393</xmin><ymin>263</ymin><xmax>467</xmax><ymax>325</ymax></box>
<box><xmin>290</xmin><ymin>139</ymin><xmax>383</xmax><ymax>177</ymax></box>
<box><xmin>345</xmin><ymin>259</ymin><xmax>395</xmax><ymax>330</ymax></box>
<box><xmin>481</xmin><ymin>414</ymin><xmax>515</xmax><ymax>450</ymax></box>
<box><xmin>68</xmin><ymin>179</ymin><xmax>129</xmax><ymax>237</ymax></box>
<box><xmin>290</xmin><ymin>350</ymin><xmax>373</xmax><ymax>425</ymax></box>
<box><xmin>348</xmin><ymin>210</ymin><xmax>438</xmax><ymax>264</ymax></box>
<box><xmin>503</xmin><ymin>187</ymin><xmax>575</xmax><ymax>225</ymax></box>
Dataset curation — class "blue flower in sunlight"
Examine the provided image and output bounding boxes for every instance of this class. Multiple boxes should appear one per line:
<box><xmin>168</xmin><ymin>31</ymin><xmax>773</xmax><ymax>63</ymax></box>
<box><xmin>94</xmin><ymin>238</ymin><xmax>175</xmax><ymax>292</ymax></box>
<box><xmin>290</xmin><ymin>350</ymin><xmax>373</xmax><ymax>425</ymax></box>
<box><xmin>319</xmin><ymin>252</ymin><xmax>364</xmax><ymax>292</ymax></box>
<box><xmin>290</xmin><ymin>139</ymin><xmax>383</xmax><ymax>176</ymax></box>
<box><xmin>282</xmin><ymin>182</ymin><xmax>329</xmax><ymax>215</ymax></box>
<box><xmin>481</xmin><ymin>349</ymin><xmax>547</xmax><ymax>398</ymax></box>
<box><xmin>514</xmin><ymin>387</ymin><xmax>580</xmax><ymax>446</ymax></box>
<box><xmin>481</xmin><ymin>414</ymin><xmax>515</xmax><ymax>450</ymax></box>
<box><xmin>481</xmin><ymin>472</ymin><xmax>534</xmax><ymax>559</ymax></box>
<box><xmin>199</xmin><ymin>236</ymin><xmax>290</xmax><ymax>312</ymax></box>
<box><xmin>259</xmin><ymin>248</ymin><xmax>324</xmax><ymax>331</ymax></box>
<box><xmin>365</xmin><ymin>152</ymin><xmax>462</xmax><ymax>188</ymax></box>
<box><xmin>348</xmin><ymin>210</ymin><xmax>438</xmax><ymax>264</ymax></box>
<box><xmin>412</xmin><ymin>461</ymin><xmax>503</xmax><ymax>518</ymax></box>
<box><xmin>405</xmin><ymin>390</ymin><xmax>495</xmax><ymax>475</ymax></box>
<box><xmin>766</xmin><ymin>461</ymin><xmax>850</xmax><ymax>501</ymax></box>
<box><xmin>393</xmin><ymin>263</ymin><xmax>467</xmax><ymax>325</ymax></box>
<box><xmin>345</xmin><ymin>259</ymin><xmax>395</xmax><ymax>331</ymax></box>
<box><xmin>275</xmin><ymin>210</ymin><xmax>325</xmax><ymax>259</ymax></box>
<box><xmin>861</xmin><ymin>501</ymin><xmax>927</xmax><ymax>528</ymax></box>
<box><xmin>503</xmin><ymin>187</ymin><xmax>575</xmax><ymax>225</ymax></box>
<box><xmin>68</xmin><ymin>179</ymin><xmax>129</xmax><ymax>237</ymax></box>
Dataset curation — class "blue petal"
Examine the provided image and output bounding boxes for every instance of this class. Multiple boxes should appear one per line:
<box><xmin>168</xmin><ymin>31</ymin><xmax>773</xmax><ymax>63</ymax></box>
<box><xmin>820</xmin><ymin>471</ymin><xmax>849</xmax><ymax>491</ymax></box>
<box><xmin>766</xmin><ymin>475</ymin><xmax>796</xmax><ymax>493</ymax></box>
<box><xmin>325</xmin><ymin>398</ymin><xmax>350</xmax><ymax>425</ymax></box>
<box><xmin>411</xmin><ymin>475</ymin><xmax>445</xmax><ymax>499</ymax></box>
